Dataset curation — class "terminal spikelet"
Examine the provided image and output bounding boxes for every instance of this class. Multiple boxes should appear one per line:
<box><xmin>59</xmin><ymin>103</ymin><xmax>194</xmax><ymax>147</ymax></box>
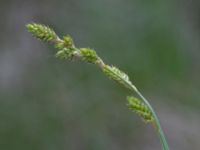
<box><xmin>26</xmin><ymin>23</ymin><xmax>57</xmax><ymax>42</ymax></box>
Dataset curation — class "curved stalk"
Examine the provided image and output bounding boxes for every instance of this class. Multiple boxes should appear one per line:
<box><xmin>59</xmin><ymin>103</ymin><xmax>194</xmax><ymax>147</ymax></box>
<box><xmin>133</xmin><ymin>88</ymin><xmax>170</xmax><ymax>150</ymax></box>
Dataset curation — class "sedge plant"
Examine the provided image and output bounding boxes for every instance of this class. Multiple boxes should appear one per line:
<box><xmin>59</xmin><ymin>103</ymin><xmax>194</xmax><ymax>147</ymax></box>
<box><xmin>26</xmin><ymin>23</ymin><xmax>170</xmax><ymax>150</ymax></box>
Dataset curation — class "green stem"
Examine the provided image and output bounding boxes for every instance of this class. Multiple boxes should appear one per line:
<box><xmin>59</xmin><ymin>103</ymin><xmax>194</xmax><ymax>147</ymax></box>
<box><xmin>133</xmin><ymin>88</ymin><xmax>170</xmax><ymax>150</ymax></box>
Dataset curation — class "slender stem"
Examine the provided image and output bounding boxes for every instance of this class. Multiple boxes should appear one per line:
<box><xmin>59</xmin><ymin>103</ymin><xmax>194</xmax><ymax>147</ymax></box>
<box><xmin>133</xmin><ymin>87</ymin><xmax>170</xmax><ymax>150</ymax></box>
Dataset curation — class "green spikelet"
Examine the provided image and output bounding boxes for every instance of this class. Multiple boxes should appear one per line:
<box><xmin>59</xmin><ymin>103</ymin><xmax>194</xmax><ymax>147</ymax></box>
<box><xmin>103</xmin><ymin>65</ymin><xmax>133</xmax><ymax>89</ymax></box>
<box><xmin>26</xmin><ymin>23</ymin><xmax>57</xmax><ymax>42</ymax></box>
<box><xmin>127</xmin><ymin>96</ymin><xmax>154</xmax><ymax>123</ymax></box>
<box><xmin>63</xmin><ymin>35</ymin><xmax>74</xmax><ymax>48</ymax></box>
<box><xmin>55</xmin><ymin>48</ymin><xmax>74</xmax><ymax>60</ymax></box>
<box><xmin>80</xmin><ymin>48</ymin><xmax>98</xmax><ymax>64</ymax></box>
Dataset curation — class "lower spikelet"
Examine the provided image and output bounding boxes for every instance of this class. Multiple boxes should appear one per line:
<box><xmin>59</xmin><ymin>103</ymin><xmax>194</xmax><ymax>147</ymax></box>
<box><xmin>127</xmin><ymin>96</ymin><xmax>154</xmax><ymax>123</ymax></box>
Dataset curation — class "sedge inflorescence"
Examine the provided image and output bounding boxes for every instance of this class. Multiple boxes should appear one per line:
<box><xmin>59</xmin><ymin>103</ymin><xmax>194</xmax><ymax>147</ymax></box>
<box><xmin>26</xmin><ymin>23</ymin><xmax>170</xmax><ymax>150</ymax></box>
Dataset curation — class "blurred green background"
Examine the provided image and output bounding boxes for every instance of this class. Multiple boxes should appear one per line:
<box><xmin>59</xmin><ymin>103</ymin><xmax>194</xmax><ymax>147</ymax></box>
<box><xmin>0</xmin><ymin>0</ymin><xmax>200</xmax><ymax>150</ymax></box>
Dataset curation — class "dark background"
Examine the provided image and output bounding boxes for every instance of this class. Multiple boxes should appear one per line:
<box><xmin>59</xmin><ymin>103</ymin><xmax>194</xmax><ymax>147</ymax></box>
<box><xmin>0</xmin><ymin>0</ymin><xmax>200</xmax><ymax>149</ymax></box>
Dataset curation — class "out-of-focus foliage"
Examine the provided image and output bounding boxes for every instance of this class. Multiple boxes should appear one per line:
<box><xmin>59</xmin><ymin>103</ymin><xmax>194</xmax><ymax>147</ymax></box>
<box><xmin>0</xmin><ymin>0</ymin><xmax>200</xmax><ymax>150</ymax></box>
